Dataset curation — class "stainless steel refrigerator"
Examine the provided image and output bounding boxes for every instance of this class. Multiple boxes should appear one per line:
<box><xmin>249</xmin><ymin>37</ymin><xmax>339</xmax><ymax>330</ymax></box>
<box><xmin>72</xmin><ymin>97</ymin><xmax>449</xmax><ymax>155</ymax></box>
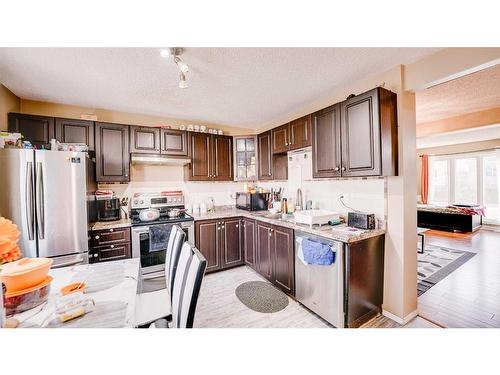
<box><xmin>0</xmin><ymin>149</ymin><xmax>95</xmax><ymax>267</ymax></box>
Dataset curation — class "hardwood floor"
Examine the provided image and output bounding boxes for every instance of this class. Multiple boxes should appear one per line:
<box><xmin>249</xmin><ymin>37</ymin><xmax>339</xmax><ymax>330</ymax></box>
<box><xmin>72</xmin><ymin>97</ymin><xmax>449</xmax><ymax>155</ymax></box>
<box><xmin>194</xmin><ymin>265</ymin><xmax>438</xmax><ymax>328</ymax></box>
<box><xmin>418</xmin><ymin>228</ymin><xmax>500</xmax><ymax>328</ymax></box>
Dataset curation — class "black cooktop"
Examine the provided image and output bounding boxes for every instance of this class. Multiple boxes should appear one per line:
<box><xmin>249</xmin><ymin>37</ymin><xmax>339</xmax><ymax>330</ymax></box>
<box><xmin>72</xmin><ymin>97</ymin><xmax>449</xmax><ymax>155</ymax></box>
<box><xmin>130</xmin><ymin>207</ymin><xmax>193</xmax><ymax>226</ymax></box>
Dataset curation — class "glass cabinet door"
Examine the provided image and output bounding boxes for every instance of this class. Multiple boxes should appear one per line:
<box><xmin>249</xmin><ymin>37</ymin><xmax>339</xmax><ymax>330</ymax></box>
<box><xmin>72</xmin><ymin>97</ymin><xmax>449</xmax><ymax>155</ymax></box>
<box><xmin>234</xmin><ymin>136</ymin><xmax>257</xmax><ymax>181</ymax></box>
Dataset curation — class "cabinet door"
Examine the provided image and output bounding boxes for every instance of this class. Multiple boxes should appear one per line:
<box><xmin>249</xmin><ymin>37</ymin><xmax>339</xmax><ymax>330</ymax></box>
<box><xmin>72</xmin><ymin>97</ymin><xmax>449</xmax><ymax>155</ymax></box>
<box><xmin>257</xmin><ymin>131</ymin><xmax>273</xmax><ymax>180</ymax></box>
<box><xmin>195</xmin><ymin>220</ymin><xmax>221</xmax><ymax>273</ymax></box>
<box><xmin>94</xmin><ymin>243</ymin><xmax>131</xmax><ymax>263</ymax></box>
<box><xmin>289</xmin><ymin>115</ymin><xmax>311</xmax><ymax>150</ymax></box>
<box><xmin>8</xmin><ymin>113</ymin><xmax>55</xmax><ymax>147</ymax></box>
<box><xmin>272</xmin><ymin>123</ymin><xmax>290</xmax><ymax>154</ymax></box>
<box><xmin>55</xmin><ymin>118</ymin><xmax>95</xmax><ymax>150</ymax></box>
<box><xmin>256</xmin><ymin>221</ymin><xmax>273</xmax><ymax>281</ymax></box>
<box><xmin>221</xmin><ymin>218</ymin><xmax>243</xmax><ymax>268</ymax></box>
<box><xmin>187</xmin><ymin>132</ymin><xmax>211</xmax><ymax>181</ymax></box>
<box><xmin>272</xmin><ymin>225</ymin><xmax>294</xmax><ymax>295</ymax></box>
<box><xmin>341</xmin><ymin>88</ymin><xmax>382</xmax><ymax>177</ymax></box>
<box><xmin>161</xmin><ymin>129</ymin><xmax>187</xmax><ymax>156</ymax></box>
<box><xmin>130</xmin><ymin>126</ymin><xmax>160</xmax><ymax>154</ymax></box>
<box><xmin>242</xmin><ymin>218</ymin><xmax>256</xmax><ymax>270</ymax></box>
<box><xmin>312</xmin><ymin>104</ymin><xmax>342</xmax><ymax>178</ymax></box>
<box><xmin>212</xmin><ymin>135</ymin><xmax>233</xmax><ymax>181</ymax></box>
<box><xmin>95</xmin><ymin>122</ymin><xmax>130</xmax><ymax>182</ymax></box>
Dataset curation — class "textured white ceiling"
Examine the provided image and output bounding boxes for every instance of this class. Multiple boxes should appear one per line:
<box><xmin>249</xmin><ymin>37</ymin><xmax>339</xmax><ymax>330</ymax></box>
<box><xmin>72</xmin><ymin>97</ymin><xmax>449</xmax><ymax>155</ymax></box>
<box><xmin>416</xmin><ymin>63</ymin><xmax>500</xmax><ymax>124</ymax></box>
<box><xmin>0</xmin><ymin>48</ymin><xmax>439</xmax><ymax>129</ymax></box>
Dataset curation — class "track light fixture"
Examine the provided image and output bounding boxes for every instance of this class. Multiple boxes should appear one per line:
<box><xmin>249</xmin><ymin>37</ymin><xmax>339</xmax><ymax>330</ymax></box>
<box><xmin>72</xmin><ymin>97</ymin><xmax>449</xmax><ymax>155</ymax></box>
<box><xmin>160</xmin><ymin>47</ymin><xmax>189</xmax><ymax>88</ymax></box>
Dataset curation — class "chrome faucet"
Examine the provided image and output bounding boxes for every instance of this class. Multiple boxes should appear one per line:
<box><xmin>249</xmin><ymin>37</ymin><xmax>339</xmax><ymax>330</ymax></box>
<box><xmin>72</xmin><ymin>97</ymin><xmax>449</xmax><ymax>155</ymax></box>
<box><xmin>296</xmin><ymin>188</ymin><xmax>303</xmax><ymax>211</ymax></box>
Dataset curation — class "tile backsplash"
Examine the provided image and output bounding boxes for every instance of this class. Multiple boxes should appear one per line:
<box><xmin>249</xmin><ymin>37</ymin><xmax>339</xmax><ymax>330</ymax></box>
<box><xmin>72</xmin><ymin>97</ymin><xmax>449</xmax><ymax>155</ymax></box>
<box><xmin>99</xmin><ymin>149</ymin><xmax>386</xmax><ymax>225</ymax></box>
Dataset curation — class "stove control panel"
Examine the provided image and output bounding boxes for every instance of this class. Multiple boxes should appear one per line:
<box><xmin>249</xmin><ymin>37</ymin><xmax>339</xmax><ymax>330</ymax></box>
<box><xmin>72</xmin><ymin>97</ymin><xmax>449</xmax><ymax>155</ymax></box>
<box><xmin>131</xmin><ymin>191</ymin><xmax>184</xmax><ymax>209</ymax></box>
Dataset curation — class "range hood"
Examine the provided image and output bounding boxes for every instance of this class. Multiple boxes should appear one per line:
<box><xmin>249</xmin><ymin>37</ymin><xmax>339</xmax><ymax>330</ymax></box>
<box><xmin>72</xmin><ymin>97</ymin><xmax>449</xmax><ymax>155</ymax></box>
<box><xmin>131</xmin><ymin>154</ymin><xmax>191</xmax><ymax>166</ymax></box>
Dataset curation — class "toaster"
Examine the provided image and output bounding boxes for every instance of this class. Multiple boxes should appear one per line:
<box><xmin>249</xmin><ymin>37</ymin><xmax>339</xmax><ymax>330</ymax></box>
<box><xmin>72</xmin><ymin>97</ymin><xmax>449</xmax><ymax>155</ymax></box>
<box><xmin>347</xmin><ymin>212</ymin><xmax>376</xmax><ymax>230</ymax></box>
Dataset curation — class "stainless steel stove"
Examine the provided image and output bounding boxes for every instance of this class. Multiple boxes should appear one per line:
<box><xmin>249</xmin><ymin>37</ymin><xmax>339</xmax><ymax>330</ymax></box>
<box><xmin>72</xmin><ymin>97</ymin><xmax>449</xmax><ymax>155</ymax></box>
<box><xmin>130</xmin><ymin>191</ymin><xmax>194</xmax><ymax>279</ymax></box>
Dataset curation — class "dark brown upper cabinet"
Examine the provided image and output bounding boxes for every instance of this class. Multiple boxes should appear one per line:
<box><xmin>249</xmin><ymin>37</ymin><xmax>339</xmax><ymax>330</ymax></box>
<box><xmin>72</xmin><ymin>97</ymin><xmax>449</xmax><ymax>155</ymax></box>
<box><xmin>130</xmin><ymin>126</ymin><xmax>160</xmax><ymax>154</ymax></box>
<box><xmin>271</xmin><ymin>115</ymin><xmax>312</xmax><ymax>154</ymax></box>
<box><xmin>312</xmin><ymin>104</ymin><xmax>342</xmax><ymax>178</ymax></box>
<box><xmin>289</xmin><ymin>115</ymin><xmax>312</xmax><ymax>150</ymax></box>
<box><xmin>55</xmin><ymin>118</ymin><xmax>95</xmax><ymax>151</ymax></box>
<box><xmin>95</xmin><ymin>122</ymin><xmax>130</xmax><ymax>182</ymax></box>
<box><xmin>161</xmin><ymin>128</ymin><xmax>188</xmax><ymax>156</ymax></box>
<box><xmin>186</xmin><ymin>132</ymin><xmax>211</xmax><ymax>181</ymax></box>
<box><xmin>186</xmin><ymin>133</ymin><xmax>233</xmax><ymax>181</ymax></box>
<box><xmin>130</xmin><ymin>127</ymin><xmax>187</xmax><ymax>156</ymax></box>
<box><xmin>257</xmin><ymin>131</ymin><xmax>273</xmax><ymax>180</ymax></box>
<box><xmin>340</xmin><ymin>87</ymin><xmax>398</xmax><ymax>177</ymax></box>
<box><xmin>272</xmin><ymin>123</ymin><xmax>290</xmax><ymax>154</ymax></box>
<box><xmin>212</xmin><ymin>135</ymin><xmax>233</xmax><ymax>181</ymax></box>
<box><xmin>8</xmin><ymin>113</ymin><xmax>55</xmax><ymax>147</ymax></box>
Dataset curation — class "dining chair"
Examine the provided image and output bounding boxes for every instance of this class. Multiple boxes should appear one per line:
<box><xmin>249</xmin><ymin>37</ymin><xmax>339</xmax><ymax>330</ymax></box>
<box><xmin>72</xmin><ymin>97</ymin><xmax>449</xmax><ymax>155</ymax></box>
<box><xmin>150</xmin><ymin>242</ymin><xmax>207</xmax><ymax>328</ymax></box>
<box><xmin>135</xmin><ymin>225</ymin><xmax>186</xmax><ymax>327</ymax></box>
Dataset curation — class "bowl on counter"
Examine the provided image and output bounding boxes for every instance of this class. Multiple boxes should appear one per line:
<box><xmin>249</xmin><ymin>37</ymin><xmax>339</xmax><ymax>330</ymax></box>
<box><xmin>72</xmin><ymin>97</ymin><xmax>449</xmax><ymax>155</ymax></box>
<box><xmin>3</xmin><ymin>276</ymin><xmax>53</xmax><ymax>316</ymax></box>
<box><xmin>0</xmin><ymin>257</ymin><xmax>53</xmax><ymax>293</ymax></box>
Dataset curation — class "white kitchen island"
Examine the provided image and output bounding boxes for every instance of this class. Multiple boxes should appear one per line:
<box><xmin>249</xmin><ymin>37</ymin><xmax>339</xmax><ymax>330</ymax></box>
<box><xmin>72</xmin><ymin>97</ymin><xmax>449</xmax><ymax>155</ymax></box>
<box><xmin>12</xmin><ymin>258</ymin><xmax>140</xmax><ymax>328</ymax></box>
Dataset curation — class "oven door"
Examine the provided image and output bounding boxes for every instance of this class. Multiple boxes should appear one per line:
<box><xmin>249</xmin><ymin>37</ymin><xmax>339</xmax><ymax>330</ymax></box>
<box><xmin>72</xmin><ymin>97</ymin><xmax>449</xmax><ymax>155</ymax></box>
<box><xmin>131</xmin><ymin>223</ymin><xmax>191</xmax><ymax>277</ymax></box>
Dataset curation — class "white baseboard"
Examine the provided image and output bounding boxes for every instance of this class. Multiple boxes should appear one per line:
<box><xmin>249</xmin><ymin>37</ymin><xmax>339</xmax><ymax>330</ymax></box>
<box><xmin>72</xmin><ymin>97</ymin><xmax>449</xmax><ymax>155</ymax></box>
<box><xmin>382</xmin><ymin>309</ymin><xmax>418</xmax><ymax>325</ymax></box>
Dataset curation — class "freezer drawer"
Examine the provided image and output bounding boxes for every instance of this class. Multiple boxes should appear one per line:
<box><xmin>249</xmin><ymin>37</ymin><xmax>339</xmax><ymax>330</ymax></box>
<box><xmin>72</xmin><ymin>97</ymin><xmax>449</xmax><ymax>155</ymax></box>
<box><xmin>294</xmin><ymin>232</ymin><xmax>344</xmax><ymax>328</ymax></box>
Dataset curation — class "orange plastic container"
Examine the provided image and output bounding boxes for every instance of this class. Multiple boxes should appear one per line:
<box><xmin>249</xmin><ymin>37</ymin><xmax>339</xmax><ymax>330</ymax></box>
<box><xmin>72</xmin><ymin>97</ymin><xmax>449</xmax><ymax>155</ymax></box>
<box><xmin>0</xmin><ymin>257</ymin><xmax>53</xmax><ymax>293</ymax></box>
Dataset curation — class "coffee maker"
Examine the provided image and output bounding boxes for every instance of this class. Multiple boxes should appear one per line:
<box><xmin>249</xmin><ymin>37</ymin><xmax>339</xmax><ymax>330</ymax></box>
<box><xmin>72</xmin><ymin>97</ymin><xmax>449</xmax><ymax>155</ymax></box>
<box><xmin>96</xmin><ymin>198</ymin><xmax>121</xmax><ymax>221</ymax></box>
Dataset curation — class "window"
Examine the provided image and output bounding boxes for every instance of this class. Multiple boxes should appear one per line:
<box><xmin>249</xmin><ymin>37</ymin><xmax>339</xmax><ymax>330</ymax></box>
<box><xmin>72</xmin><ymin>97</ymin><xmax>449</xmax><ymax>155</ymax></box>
<box><xmin>428</xmin><ymin>150</ymin><xmax>500</xmax><ymax>224</ymax></box>
<box><xmin>454</xmin><ymin>158</ymin><xmax>477</xmax><ymax>204</ymax></box>
<box><xmin>429</xmin><ymin>159</ymin><xmax>449</xmax><ymax>205</ymax></box>
<box><xmin>234</xmin><ymin>136</ymin><xmax>256</xmax><ymax>181</ymax></box>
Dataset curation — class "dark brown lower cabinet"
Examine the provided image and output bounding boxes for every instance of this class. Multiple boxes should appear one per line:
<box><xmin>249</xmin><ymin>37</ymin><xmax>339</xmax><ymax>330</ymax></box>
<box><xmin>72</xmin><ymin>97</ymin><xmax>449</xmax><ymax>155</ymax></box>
<box><xmin>256</xmin><ymin>221</ymin><xmax>273</xmax><ymax>281</ymax></box>
<box><xmin>89</xmin><ymin>227</ymin><xmax>131</xmax><ymax>264</ymax></box>
<box><xmin>195</xmin><ymin>218</ymin><xmax>243</xmax><ymax>274</ymax></box>
<box><xmin>272</xmin><ymin>225</ymin><xmax>294</xmax><ymax>295</ymax></box>
<box><xmin>256</xmin><ymin>221</ymin><xmax>294</xmax><ymax>295</ymax></box>
<box><xmin>242</xmin><ymin>218</ymin><xmax>256</xmax><ymax>270</ymax></box>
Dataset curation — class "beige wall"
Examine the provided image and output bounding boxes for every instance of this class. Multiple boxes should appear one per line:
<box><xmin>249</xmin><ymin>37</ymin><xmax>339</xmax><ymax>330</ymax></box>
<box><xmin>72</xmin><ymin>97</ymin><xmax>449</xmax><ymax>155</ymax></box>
<box><xmin>416</xmin><ymin>138</ymin><xmax>500</xmax><ymax>198</ymax></box>
<box><xmin>0</xmin><ymin>84</ymin><xmax>20</xmax><ymax>130</ymax></box>
<box><xmin>19</xmin><ymin>99</ymin><xmax>251</xmax><ymax>136</ymax></box>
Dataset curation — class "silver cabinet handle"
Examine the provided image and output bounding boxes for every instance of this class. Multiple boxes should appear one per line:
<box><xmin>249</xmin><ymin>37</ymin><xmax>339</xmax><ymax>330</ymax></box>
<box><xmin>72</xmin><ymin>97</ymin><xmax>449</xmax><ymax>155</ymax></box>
<box><xmin>334</xmin><ymin>167</ymin><xmax>340</xmax><ymax>171</ymax></box>
<box><xmin>222</xmin><ymin>225</ymin><xmax>225</xmax><ymax>229</ymax></box>
<box><xmin>25</xmin><ymin>161</ymin><xmax>35</xmax><ymax>240</ymax></box>
<box><xmin>124</xmin><ymin>174</ymin><xmax>129</xmax><ymax>177</ymax></box>
<box><xmin>94</xmin><ymin>253</ymin><xmax>99</xmax><ymax>258</ymax></box>
<box><xmin>341</xmin><ymin>167</ymin><xmax>346</xmax><ymax>171</ymax></box>
<box><xmin>35</xmin><ymin>162</ymin><xmax>45</xmax><ymax>239</ymax></box>
<box><xmin>236</xmin><ymin>224</ymin><xmax>239</xmax><ymax>228</ymax></box>
<box><xmin>110</xmin><ymin>245</ymin><xmax>115</xmax><ymax>249</ymax></box>
<box><xmin>217</xmin><ymin>226</ymin><xmax>221</xmax><ymax>231</ymax></box>
<box><xmin>109</xmin><ymin>228</ymin><xmax>114</xmax><ymax>232</ymax></box>
<box><xmin>95</xmin><ymin>235</ymin><xmax>100</xmax><ymax>240</ymax></box>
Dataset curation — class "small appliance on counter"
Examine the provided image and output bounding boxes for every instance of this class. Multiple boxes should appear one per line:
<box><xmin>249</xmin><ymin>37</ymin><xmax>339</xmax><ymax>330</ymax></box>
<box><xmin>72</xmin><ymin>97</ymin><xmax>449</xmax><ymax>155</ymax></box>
<box><xmin>347</xmin><ymin>212</ymin><xmax>376</xmax><ymax>230</ymax></box>
<box><xmin>236</xmin><ymin>192</ymin><xmax>270</xmax><ymax>211</ymax></box>
<box><xmin>96</xmin><ymin>198</ymin><xmax>121</xmax><ymax>222</ymax></box>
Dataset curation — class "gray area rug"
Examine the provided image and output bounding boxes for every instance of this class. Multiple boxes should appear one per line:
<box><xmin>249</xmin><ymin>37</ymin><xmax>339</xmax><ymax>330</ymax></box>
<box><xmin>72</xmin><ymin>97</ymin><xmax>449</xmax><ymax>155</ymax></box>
<box><xmin>417</xmin><ymin>244</ymin><xmax>476</xmax><ymax>296</ymax></box>
<box><xmin>235</xmin><ymin>281</ymin><xmax>289</xmax><ymax>313</ymax></box>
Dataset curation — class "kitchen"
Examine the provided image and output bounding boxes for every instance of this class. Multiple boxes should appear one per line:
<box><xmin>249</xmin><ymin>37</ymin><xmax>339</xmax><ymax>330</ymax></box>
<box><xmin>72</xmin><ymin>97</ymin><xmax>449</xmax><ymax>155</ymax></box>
<box><xmin>0</xmin><ymin>53</ymin><xmax>401</xmax><ymax>330</ymax></box>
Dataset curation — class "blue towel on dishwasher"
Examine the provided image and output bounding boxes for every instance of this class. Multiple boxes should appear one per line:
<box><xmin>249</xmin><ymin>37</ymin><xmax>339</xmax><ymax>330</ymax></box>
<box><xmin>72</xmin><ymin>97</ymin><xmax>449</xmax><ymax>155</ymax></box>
<box><xmin>301</xmin><ymin>238</ymin><xmax>335</xmax><ymax>265</ymax></box>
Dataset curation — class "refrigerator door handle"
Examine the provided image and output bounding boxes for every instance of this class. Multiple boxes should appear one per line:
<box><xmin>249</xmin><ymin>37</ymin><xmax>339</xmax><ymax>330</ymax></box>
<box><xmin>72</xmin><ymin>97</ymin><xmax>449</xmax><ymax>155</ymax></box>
<box><xmin>36</xmin><ymin>161</ymin><xmax>45</xmax><ymax>239</ymax></box>
<box><xmin>25</xmin><ymin>161</ymin><xmax>35</xmax><ymax>240</ymax></box>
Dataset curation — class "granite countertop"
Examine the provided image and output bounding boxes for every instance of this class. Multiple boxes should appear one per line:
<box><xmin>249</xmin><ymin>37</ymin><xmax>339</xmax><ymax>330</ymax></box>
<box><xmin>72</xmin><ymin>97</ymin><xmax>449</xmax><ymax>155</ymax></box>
<box><xmin>190</xmin><ymin>206</ymin><xmax>385</xmax><ymax>244</ymax></box>
<box><xmin>91</xmin><ymin>218</ymin><xmax>132</xmax><ymax>231</ymax></box>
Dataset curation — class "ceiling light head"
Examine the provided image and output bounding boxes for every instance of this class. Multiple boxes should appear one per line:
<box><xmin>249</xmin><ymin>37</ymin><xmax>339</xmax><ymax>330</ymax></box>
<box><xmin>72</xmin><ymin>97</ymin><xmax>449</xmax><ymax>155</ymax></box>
<box><xmin>174</xmin><ymin>56</ymin><xmax>189</xmax><ymax>73</ymax></box>
<box><xmin>160</xmin><ymin>49</ymin><xmax>172</xmax><ymax>58</ymax></box>
<box><xmin>179</xmin><ymin>72</ymin><xmax>188</xmax><ymax>89</ymax></box>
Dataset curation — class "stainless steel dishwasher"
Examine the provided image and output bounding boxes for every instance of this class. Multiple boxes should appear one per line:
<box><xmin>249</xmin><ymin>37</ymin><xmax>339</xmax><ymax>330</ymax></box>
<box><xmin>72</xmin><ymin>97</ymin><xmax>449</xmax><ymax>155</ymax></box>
<box><xmin>295</xmin><ymin>231</ymin><xmax>344</xmax><ymax>328</ymax></box>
